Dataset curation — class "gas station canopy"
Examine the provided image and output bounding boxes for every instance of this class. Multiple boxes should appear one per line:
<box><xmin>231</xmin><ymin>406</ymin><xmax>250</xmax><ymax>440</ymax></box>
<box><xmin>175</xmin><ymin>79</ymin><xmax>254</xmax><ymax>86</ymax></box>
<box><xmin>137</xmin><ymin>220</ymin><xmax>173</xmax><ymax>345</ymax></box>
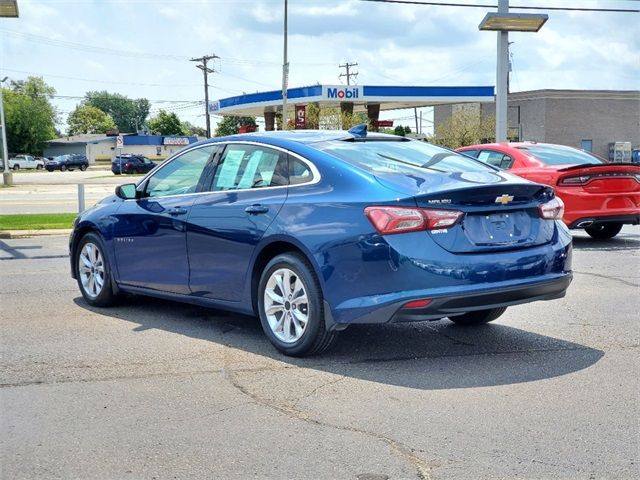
<box><xmin>209</xmin><ymin>84</ymin><xmax>495</xmax><ymax>117</ymax></box>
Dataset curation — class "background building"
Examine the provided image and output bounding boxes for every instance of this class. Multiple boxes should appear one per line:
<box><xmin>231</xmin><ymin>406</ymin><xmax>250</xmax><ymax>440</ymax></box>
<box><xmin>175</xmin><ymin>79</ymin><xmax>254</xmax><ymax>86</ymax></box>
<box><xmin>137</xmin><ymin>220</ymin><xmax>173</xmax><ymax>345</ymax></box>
<box><xmin>434</xmin><ymin>89</ymin><xmax>640</xmax><ymax>159</ymax></box>
<box><xmin>44</xmin><ymin>134</ymin><xmax>199</xmax><ymax>164</ymax></box>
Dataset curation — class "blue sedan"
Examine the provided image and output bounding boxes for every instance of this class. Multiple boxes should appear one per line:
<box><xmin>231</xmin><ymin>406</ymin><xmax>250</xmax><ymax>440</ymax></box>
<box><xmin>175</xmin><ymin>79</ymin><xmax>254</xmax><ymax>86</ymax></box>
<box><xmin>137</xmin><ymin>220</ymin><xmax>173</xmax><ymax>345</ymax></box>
<box><xmin>70</xmin><ymin>126</ymin><xmax>572</xmax><ymax>356</ymax></box>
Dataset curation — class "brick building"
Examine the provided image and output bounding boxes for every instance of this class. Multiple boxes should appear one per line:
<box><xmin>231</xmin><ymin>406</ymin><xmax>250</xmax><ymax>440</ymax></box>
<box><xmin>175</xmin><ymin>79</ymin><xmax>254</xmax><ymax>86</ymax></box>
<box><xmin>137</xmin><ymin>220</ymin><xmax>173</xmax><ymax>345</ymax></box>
<box><xmin>434</xmin><ymin>89</ymin><xmax>640</xmax><ymax>159</ymax></box>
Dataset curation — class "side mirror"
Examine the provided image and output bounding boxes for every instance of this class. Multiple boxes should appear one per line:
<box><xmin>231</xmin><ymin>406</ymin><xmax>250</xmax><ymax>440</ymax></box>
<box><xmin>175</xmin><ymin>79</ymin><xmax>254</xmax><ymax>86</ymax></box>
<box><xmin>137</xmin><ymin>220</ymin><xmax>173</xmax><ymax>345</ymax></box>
<box><xmin>115</xmin><ymin>183</ymin><xmax>138</xmax><ymax>200</ymax></box>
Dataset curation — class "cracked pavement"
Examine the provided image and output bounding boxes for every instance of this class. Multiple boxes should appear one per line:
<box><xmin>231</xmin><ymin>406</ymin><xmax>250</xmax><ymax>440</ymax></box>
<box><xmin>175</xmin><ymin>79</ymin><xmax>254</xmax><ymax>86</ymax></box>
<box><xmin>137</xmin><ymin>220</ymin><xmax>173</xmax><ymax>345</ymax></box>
<box><xmin>1</xmin><ymin>227</ymin><xmax>639</xmax><ymax>479</ymax></box>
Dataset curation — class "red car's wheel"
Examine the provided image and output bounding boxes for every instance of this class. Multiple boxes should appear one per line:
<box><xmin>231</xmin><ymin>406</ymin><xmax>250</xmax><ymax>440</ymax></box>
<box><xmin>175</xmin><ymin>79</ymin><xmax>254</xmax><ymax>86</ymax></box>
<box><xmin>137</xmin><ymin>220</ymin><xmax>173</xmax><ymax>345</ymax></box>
<box><xmin>585</xmin><ymin>223</ymin><xmax>623</xmax><ymax>240</ymax></box>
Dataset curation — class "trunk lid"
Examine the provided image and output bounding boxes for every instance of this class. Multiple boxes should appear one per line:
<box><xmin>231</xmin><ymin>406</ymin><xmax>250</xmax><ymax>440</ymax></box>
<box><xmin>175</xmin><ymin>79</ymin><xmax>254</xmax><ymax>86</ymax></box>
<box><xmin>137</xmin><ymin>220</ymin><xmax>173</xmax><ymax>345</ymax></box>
<box><xmin>556</xmin><ymin>163</ymin><xmax>640</xmax><ymax>193</ymax></box>
<box><xmin>375</xmin><ymin>170</ymin><xmax>557</xmax><ymax>253</ymax></box>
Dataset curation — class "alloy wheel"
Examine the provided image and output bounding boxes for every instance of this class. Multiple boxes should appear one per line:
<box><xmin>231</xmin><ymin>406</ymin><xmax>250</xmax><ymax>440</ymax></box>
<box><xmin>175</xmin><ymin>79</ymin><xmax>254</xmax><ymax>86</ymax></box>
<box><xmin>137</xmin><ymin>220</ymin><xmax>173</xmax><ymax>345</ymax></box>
<box><xmin>264</xmin><ymin>268</ymin><xmax>309</xmax><ymax>343</ymax></box>
<box><xmin>78</xmin><ymin>242</ymin><xmax>105</xmax><ymax>299</ymax></box>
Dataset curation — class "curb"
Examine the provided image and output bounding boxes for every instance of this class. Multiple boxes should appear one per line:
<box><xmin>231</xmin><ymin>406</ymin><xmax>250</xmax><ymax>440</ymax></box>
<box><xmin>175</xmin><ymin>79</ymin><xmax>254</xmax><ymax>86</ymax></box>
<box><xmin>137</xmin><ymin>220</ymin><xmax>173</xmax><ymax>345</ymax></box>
<box><xmin>0</xmin><ymin>229</ymin><xmax>72</xmax><ymax>239</ymax></box>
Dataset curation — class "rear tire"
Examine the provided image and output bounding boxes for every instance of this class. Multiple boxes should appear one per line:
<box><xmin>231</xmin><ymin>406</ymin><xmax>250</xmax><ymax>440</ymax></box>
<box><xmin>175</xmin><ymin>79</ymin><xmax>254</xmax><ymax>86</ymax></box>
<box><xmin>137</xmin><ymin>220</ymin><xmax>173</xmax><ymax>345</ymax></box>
<box><xmin>258</xmin><ymin>253</ymin><xmax>338</xmax><ymax>357</ymax></box>
<box><xmin>585</xmin><ymin>222</ymin><xmax>623</xmax><ymax>240</ymax></box>
<box><xmin>60</xmin><ymin>164</ymin><xmax>67</xmax><ymax>172</ymax></box>
<box><xmin>12</xmin><ymin>165</ymin><xmax>19</xmax><ymax>171</ymax></box>
<box><xmin>75</xmin><ymin>232</ymin><xmax>117</xmax><ymax>307</ymax></box>
<box><xmin>449</xmin><ymin>307</ymin><xmax>507</xmax><ymax>326</ymax></box>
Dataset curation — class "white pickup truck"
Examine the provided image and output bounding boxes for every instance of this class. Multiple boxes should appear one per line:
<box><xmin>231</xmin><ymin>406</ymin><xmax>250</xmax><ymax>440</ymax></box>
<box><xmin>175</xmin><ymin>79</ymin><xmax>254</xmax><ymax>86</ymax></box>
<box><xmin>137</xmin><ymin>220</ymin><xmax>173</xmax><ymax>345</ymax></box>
<box><xmin>8</xmin><ymin>154</ymin><xmax>45</xmax><ymax>170</ymax></box>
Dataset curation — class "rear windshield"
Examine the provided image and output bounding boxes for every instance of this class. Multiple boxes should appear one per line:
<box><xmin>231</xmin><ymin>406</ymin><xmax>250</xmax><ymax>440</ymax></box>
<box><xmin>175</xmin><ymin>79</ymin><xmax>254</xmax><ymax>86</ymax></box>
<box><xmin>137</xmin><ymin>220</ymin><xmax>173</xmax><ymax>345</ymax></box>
<box><xmin>517</xmin><ymin>144</ymin><xmax>604</xmax><ymax>165</ymax></box>
<box><xmin>318</xmin><ymin>139</ymin><xmax>492</xmax><ymax>175</ymax></box>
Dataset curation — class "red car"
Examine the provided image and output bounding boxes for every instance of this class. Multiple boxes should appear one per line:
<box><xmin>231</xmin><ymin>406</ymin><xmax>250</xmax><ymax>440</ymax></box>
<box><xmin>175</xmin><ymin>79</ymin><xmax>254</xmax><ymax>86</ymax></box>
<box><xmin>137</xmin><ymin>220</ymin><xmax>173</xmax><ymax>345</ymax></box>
<box><xmin>457</xmin><ymin>142</ymin><xmax>640</xmax><ymax>239</ymax></box>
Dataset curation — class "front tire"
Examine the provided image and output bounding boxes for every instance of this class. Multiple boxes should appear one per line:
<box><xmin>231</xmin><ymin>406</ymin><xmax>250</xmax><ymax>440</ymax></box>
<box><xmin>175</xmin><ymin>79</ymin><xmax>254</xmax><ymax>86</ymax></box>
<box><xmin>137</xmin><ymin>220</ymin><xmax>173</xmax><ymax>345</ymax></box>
<box><xmin>37</xmin><ymin>164</ymin><xmax>43</xmax><ymax>170</ymax></box>
<box><xmin>76</xmin><ymin>232</ymin><xmax>117</xmax><ymax>307</ymax></box>
<box><xmin>258</xmin><ymin>253</ymin><xmax>337</xmax><ymax>357</ymax></box>
<box><xmin>449</xmin><ymin>307</ymin><xmax>507</xmax><ymax>326</ymax></box>
<box><xmin>585</xmin><ymin>222</ymin><xmax>623</xmax><ymax>240</ymax></box>
<box><xmin>60</xmin><ymin>164</ymin><xmax>67</xmax><ymax>172</ymax></box>
<box><xmin>80</xmin><ymin>164</ymin><xmax>87</xmax><ymax>171</ymax></box>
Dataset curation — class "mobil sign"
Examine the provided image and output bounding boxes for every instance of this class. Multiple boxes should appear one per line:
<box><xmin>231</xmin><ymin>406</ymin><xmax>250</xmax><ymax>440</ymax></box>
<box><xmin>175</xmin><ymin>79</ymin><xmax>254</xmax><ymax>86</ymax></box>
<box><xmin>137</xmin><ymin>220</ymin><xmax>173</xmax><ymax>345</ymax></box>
<box><xmin>323</xmin><ymin>85</ymin><xmax>361</xmax><ymax>100</ymax></box>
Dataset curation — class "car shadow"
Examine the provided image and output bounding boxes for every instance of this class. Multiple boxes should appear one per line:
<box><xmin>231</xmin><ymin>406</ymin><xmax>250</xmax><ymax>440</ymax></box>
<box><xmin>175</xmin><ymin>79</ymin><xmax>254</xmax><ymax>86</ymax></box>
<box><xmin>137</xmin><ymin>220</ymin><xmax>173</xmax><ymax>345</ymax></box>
<box><xmin>74</xmin><ymin>295</ymin><xmax>603</xmax><ymax>391</ymax></box>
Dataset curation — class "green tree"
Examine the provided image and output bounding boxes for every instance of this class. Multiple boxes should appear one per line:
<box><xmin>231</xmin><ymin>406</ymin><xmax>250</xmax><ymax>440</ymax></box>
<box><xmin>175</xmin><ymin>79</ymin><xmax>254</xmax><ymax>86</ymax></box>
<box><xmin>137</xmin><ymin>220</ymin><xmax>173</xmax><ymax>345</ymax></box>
<box><xmin>214</xmin><ymin>116</ymin><xmax>257</xmax><ymax>136</ymax></box>
<box><xmin>83</xmin><ymin>91</ymin><xmax>150</xmax><ymax>133</ymax></box>
<box><xmin>431</xmin><ymin>110</ymin><xmax>495</xmax><ymax>149</ymax></box>
<box><xmin>393</xmin><ymin>125</ymin><xmax>406</xmax><ymax>137</ymax></box>
<box><xmin>181</xmin><ymin>121</ymin><xmax>206</xmax><ymax>137</ymax></box>
<box><xmin>67</xmin><ymin>105</ymin><xmax>116</xmax><ymax>135</ymax></box>
<box><xmin>147</xmin><ymin>110</ymin><xmax>185</xmax><ymax>135</ymax></box>
<box><xmin>3</xmin><ymin>76</ymin><xmax>57</xmax><ymax>154</ymax></box>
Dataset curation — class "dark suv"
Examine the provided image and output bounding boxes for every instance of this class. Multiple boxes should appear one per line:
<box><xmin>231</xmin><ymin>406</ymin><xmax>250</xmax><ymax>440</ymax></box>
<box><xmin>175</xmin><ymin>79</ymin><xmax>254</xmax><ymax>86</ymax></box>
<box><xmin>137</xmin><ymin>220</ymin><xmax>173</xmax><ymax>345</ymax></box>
<box><xmin>45</xmin><ymin>154</ymin><xmax>89</xmax><ymax>172</ymax></box>
<box><xmin>111</xmin><ymin>155</ymin><xmax>157</xmax><ymax>175</ymax></box>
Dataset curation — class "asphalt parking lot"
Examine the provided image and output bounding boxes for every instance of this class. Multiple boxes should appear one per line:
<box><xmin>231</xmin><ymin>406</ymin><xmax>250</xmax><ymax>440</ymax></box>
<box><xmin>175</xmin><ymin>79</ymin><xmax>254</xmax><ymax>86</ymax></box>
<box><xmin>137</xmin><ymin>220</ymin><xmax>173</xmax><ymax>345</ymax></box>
<box><xmin>1</xmin><ymin>227</ymin><xmax>639</xmax><ymax>479</ymax></box>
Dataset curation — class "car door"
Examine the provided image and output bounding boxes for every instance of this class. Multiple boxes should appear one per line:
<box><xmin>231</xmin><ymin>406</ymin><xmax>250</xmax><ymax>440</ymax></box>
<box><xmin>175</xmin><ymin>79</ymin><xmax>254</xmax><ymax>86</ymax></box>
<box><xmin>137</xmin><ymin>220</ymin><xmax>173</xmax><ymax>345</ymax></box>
<box><xmin>112</xmin><ymin>144</ymin><xmax>217</xmax><ymax>294</ymax></box>
<box><xmin>187</xmin><ymin>143</ymin><xmax>291</xmax><ymax>301</ymax></box>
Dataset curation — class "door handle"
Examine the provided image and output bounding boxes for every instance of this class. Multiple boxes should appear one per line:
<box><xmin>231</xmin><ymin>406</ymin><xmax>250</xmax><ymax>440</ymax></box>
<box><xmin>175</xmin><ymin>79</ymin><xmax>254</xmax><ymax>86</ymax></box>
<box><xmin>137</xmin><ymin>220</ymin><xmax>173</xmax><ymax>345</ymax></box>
<box><xmin>245</xmin><ymin>205</ymin><xmax>269</xmax><ymax>215</ymax></box>
<box><xmin>167</xmin><ymin>207</ymin><xmax>188</xmax><ymax>216</ymax></box>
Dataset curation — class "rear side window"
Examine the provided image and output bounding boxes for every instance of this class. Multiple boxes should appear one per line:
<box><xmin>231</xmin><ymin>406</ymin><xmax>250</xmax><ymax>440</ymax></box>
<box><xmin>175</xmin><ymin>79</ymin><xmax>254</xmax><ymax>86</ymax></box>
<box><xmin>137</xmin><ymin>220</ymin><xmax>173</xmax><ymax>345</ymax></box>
<box><xmin>517</xmin><ymin>144</ymin><xmax>604</xmax><ymax>165</ymax></box>
<box><xmin>289</xmin><ymin>157</ymin><xmax>313</xmax><ymax>185</ymax></box>
<box><xmin>212</xmin><ymin>144</ymin><xmax>288</xmax><ymax>191</ymax></box>
<box><xmin>318</xmin><ymin>140</ymin><xmax>492</xmax><ymax>175</ymax></box>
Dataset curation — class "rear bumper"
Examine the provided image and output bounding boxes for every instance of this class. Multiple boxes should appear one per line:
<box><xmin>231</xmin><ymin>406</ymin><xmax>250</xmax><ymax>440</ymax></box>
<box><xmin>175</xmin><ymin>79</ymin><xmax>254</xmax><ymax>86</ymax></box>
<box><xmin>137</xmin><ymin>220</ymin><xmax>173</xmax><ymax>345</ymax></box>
<box><xmin>325</xmin><ymin>272</ymin><xmax>572</xmax><ymax>328</ymax></box>
<box><xmin>567</xmin><ymin>214</ymin><xmax>640</xmax><ymax>229</ymax></box>
<box><xmin>391</xmin><ymin>273</ymin><xmax>572</xmax><ymax>322</ymax></box>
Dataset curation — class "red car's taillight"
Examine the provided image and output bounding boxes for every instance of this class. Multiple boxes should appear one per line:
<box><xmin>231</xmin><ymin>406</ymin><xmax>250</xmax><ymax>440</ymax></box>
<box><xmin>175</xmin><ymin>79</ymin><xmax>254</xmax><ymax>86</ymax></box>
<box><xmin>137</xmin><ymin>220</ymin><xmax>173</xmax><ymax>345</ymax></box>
<box><xmin>364</xmin><ymin>206</ymin><xmax>463</xmax><ymax>235</ymax></box>
<box><xmin>538</xmin><ymin>197</ymin><xmax>565</xmax><ymax>220</ymax></box>
<box><xmin>558</xmin><ymin>175</ymin><xmax>591</xmax><ymax>186</ymax></box>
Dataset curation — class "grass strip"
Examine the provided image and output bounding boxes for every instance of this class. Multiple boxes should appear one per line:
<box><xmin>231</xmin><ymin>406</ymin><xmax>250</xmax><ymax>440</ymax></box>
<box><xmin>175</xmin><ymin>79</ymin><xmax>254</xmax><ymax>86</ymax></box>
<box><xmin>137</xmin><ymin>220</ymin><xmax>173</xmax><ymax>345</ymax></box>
<box><xmin>0</xmin><ymin>213</ymin><xmax>77</xmax><ymax>230</ymax></box>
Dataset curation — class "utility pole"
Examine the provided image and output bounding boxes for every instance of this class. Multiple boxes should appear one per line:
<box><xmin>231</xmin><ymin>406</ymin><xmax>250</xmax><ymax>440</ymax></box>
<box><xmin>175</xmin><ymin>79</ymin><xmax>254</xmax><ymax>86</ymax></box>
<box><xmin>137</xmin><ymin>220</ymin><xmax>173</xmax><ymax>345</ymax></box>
<box><xmin>1</xmin><ymin>76</ymin><xmax>12</xmax><ymax>186</ymax></box>
<box><xmin>495</xmin><ymin>0</ymin><xmax>509</xmax><ymax>142</ymax></box>
<box><xmin>282</xmin><ymin>0</ymin><xmax>289</xmax><ymax>130</ymax></box>
<box><xmin>190</xmin><ymin>54</ymin><xmax>219</xmax><ymax>138</ymax></box>
<box><xmin>339</xmin><ymin>62</ymin><xmax>359</xmax><ymax>85</ymax></box>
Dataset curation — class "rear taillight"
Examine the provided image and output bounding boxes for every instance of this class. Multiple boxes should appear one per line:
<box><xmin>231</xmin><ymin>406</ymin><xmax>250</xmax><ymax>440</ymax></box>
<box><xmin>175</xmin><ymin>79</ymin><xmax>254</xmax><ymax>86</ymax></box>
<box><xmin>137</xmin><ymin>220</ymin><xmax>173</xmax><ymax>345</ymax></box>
<box><xmin>538</xmin><ymin>197</ymin><xmax>564</xmax><ymax>220</ymax></box>
<box><xmin>364</xmin><ymin>206</ymin><xmax>463</xmax><ymax>235</ymax></box>
<box><xmin>558</xmin><ymin>175</ymin><xmax>590</xmax><ymax>186</ymax></box>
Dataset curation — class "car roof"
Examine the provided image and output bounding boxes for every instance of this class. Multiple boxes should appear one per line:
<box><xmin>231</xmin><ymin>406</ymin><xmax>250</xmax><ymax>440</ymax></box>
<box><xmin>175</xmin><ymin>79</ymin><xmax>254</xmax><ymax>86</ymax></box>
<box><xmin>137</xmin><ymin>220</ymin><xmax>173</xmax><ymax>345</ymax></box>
<box><xmin>188</xmin><ymin>129</ymin><xmax>400</xmax><ymax>150</ymax></box>
<box><xmin>460</xmin><ymin>142</ymin><xmax>576</xmax><ymax>150</ymax></box>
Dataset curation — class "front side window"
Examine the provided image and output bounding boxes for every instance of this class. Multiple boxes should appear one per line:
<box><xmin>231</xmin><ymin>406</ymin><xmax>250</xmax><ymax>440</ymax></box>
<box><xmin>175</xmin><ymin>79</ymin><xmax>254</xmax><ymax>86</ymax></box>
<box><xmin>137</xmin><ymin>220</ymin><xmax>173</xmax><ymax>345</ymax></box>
<box><xmin>145</xmin><ymin>146</ymin><xmax>215</xmax><ymax>197</ymax></box>
<box><xmin>212</xmin><ymin>144</ymin><xmax>288</xmax><ymax>191</ymax></box>
<box><xmin>477</xmin><ymin>150</ymin><xmax>513</xmax><ymax>169</ymax></box>
<box><xmin>318</xmin><ymin>139</ymin><xmax>493</xmax><ymax>175</ymax></box>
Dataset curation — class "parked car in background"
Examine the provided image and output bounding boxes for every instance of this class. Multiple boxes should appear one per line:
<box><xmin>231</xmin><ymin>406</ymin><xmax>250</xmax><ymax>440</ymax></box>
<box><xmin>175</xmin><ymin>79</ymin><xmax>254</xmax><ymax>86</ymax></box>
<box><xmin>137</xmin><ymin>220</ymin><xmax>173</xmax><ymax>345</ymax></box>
<box><xmin>70</xmin><ymin>127</ymin><xmax>572</xmax><ymax>356</ymax></box>
<box><xmin>457</xmin><ymin>142</ymin><xmax>640</xmax><ymax>239</ymax></box>
<box><xmin>45</xmin><ymin>154</ymin><xmax>89</xmax><ymax>172</ymax></box>
<box><xmin>111</xmin><ymin>155</ymin><xmax>157</xmax><ymax>175</ymax></box>
<box><xmin>8</xmin><ymin>154</ymin><xmax>44</xmax><ymax>170</ymax></box>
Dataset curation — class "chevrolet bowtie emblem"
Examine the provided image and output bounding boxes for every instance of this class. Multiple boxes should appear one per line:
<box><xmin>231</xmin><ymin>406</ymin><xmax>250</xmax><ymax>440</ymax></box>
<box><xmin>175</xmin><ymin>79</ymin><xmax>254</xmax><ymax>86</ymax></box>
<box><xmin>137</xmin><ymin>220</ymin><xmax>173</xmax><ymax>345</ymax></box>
<box><xmin>495</xmin><ymin>194</ymin><xmax>514</xmax><ymax>205</ymax></box>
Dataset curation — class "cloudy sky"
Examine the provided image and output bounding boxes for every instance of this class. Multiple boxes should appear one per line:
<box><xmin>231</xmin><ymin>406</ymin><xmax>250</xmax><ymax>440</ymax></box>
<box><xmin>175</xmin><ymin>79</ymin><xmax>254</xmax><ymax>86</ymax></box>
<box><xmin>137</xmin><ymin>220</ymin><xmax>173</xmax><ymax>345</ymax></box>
<box><xmin>1</xmin><ymin>0</ymin><xmax>638</xmax><ymax>133</ymax></box>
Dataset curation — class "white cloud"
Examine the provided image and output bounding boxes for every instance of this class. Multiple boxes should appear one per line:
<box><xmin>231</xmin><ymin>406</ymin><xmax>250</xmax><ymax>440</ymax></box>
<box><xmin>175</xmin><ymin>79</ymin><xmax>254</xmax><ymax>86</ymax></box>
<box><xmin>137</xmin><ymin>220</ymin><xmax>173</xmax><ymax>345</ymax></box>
<box><xmin>2</xmin><ymin>0</ymin><xmax>637</xmax><ymax>132</ymax></box>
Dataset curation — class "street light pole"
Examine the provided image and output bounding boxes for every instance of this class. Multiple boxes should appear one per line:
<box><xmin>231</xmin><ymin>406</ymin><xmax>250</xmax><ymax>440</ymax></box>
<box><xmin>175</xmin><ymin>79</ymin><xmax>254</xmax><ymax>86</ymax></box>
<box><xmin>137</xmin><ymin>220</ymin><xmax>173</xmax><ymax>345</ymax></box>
<box><xmin>281</xmin><ymin>0</ymin><xmax>289</xmax><ymax>130</ymax></box>
<box><xmin>495</xmin><ymin>0</ymin><xmax>509</xmax><ymax>142</ymax></box>
<box><xmin>1</xmin><ymin>76</ymin><xmax>12</xmax><ymax>186</ymax></box>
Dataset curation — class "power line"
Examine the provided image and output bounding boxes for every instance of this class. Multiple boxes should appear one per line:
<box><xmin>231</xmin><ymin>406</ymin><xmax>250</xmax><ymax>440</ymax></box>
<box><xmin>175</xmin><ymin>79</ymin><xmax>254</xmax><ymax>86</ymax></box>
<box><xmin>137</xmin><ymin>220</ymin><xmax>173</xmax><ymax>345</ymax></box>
<box><xmin>339</xmin><ymin>62</ymin><xmax>359</xmax><ymax>86</ymax></box>
<box><xmin>191</xmin><ymin>54</ymin><xmax>219</xmax><ymax>138</ymax></box>
<box><xmin>0</xmin><ymin>68</ymin><xmax>200</xmax><ymax>88</ymax></box>
<box><xmin>359</xmin><ymin>0</ymin><xmax>640</xmax><ymax>13</ymax></box>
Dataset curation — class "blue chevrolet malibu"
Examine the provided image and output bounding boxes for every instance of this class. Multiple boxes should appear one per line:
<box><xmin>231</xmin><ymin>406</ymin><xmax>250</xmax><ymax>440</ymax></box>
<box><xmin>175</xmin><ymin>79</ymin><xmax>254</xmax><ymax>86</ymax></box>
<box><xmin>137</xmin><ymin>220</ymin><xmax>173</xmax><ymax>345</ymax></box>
<box><xmin>70</xmin><ymin>126</ymin><xmax>572</xmax><ymax>356</ymax></box>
